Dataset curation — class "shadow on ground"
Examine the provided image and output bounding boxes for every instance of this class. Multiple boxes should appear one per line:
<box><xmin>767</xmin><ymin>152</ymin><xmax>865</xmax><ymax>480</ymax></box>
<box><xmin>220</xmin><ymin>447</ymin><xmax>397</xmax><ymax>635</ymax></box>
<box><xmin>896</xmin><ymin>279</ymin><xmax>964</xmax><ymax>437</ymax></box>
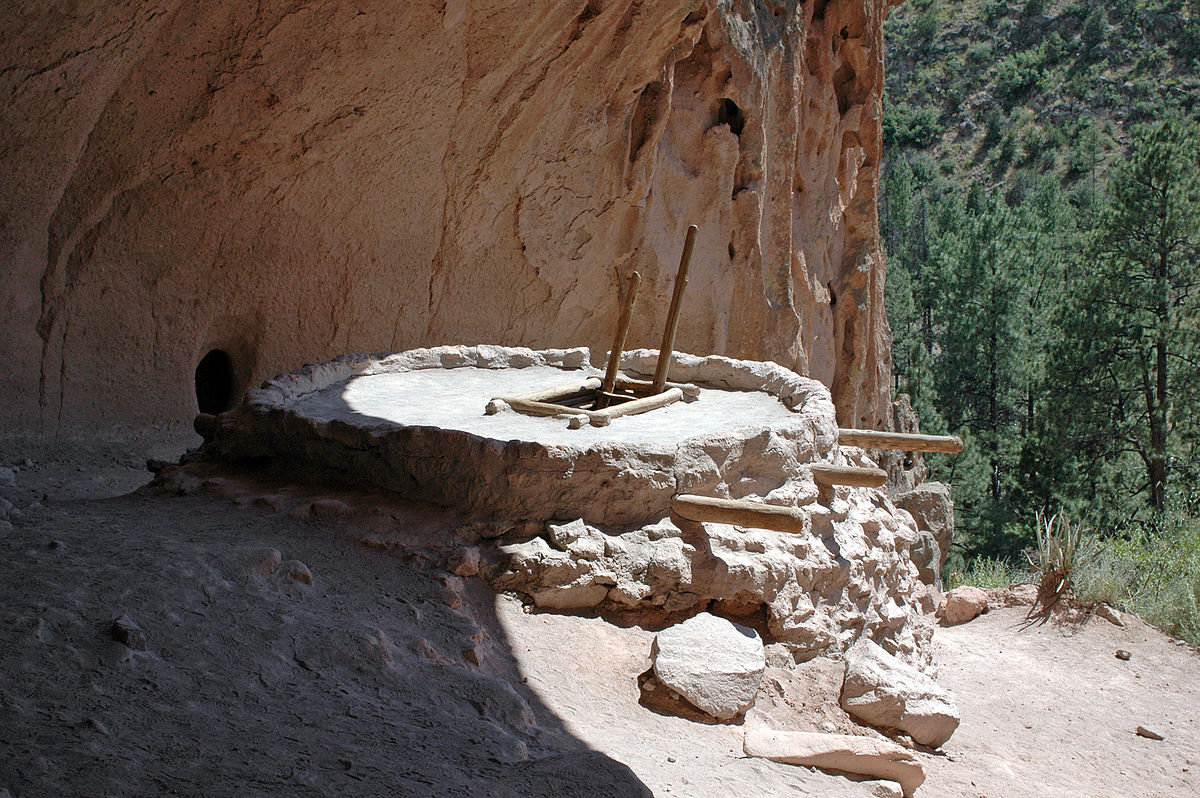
<box><xmin>0</xmin><ymin>439</ymin><xmax>651</xmax><ymax>797</ymax></box>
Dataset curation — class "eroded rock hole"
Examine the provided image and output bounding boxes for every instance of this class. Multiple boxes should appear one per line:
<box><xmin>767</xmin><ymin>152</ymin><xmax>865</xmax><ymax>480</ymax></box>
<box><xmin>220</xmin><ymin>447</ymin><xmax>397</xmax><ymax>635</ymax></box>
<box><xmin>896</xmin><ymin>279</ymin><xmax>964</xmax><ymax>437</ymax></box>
<box><xmin>833</xmin><ymin>62</ymin><xmax>858</xmax><ymax>115</ymax></box>
<box><xmin>578</xmin><ymin>0</ymin><xmax>602</xmax><ymax>26</ymax></box>
<box><xmin>195</xmin><ymin>349</ymin><xmax>235</xmax><ymax>414</ymax></box>
<box><xmin>628</xmin><ymin>80</ymin><xmax>666</xmax><ymax>166</ymax></box>
<box><xmin>813</xmin><ymin>0</ymin><xmax>829</xmax><ymax>21</ymax></box>
<box><xmin>716</xmin><ymin>97</ymin><xmax>745</xmax><ymax>137</ymax></box>
<box><xmin>828</xmin><ymin>282</ymin><xmax>837</xmax><ymax>307</ymax></box>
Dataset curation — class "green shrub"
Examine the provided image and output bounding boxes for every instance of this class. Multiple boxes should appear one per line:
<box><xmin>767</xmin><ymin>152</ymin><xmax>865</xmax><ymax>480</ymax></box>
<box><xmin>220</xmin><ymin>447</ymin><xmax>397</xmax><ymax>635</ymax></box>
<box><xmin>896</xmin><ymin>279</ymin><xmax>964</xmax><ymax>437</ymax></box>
<box><xmin>1072</xmin><ymin>536</ymin><xmax>1137</xmax><ymax>607</ymax></box>
<box><xmin>965</xmin><ymin>41</ymin><xmax>994</xmax><ymax>67</ymax></box>
<box><xmin>883</xmin><ymin>103</ymin><xmax>942</xmax><ymax>149</ymax></box>
<box><xmin>1066</xmin><ymin>509</ymin><xmax>1200</xmax><ymax>646</ymax></box>
<box><xmin>996</xmin><ymin>49</ymin><xmax>1045</xmax><ymax>103</ymax></box>
<box><xmin>946</xmin><ymin>557</ymin><xmax>1033</xmax><ymax>590</ymax></box>
<box><xmin>913</xmin><ymin>9</ymin><xmax>939</xmax><ymax>43</ymax></box>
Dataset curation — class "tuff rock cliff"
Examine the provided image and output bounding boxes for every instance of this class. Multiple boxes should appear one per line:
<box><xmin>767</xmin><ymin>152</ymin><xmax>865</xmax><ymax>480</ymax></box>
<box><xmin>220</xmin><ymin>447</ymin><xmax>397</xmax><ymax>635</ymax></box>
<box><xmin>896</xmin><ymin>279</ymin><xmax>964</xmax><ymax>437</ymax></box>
<box><xmin>1</xmin><ymin>0</ymin><xmax>894</xmax><ymax>436</ymax></box>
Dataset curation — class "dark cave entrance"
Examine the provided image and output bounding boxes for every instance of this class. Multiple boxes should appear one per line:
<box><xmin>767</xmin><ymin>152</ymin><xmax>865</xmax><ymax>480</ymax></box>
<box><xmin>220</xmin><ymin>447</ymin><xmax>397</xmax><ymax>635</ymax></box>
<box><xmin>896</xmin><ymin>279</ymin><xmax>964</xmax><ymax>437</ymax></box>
<box><xmin>195</xmin><ymin>349</ymin><xmax>235</xmax><ymax>414</ymax></box>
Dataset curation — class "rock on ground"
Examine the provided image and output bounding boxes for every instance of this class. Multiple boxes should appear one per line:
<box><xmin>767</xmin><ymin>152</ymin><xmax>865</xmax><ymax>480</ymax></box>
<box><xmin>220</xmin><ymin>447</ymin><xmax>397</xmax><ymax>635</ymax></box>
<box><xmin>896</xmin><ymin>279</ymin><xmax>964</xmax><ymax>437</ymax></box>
<box><xmin>651</xmin><ymin>613</ymin><xmax>766</xmax><ymax>721</ymax></box>
<box><xmin>938</xmin><ymin>586</ymin><xmax>989</xmax><ymax>626</ymax></box>
<box><xmin>840</xmin><ymin>638</ymin><xmax>960</xmax><ymax>748</ymax></box>
<box><xmin>743</xmin><ymin>726</ymin><xmax>924</xmax><ymax>797</ymax></box>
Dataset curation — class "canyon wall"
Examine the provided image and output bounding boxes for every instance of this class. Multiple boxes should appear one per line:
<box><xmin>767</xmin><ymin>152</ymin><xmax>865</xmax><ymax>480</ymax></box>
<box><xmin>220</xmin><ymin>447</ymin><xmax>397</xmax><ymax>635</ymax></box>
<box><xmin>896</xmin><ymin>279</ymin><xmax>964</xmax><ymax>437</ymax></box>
<box><xmin>0</xmin><ymin>0</ymin><xmax>894</xmax><ymax>437</ymax></box>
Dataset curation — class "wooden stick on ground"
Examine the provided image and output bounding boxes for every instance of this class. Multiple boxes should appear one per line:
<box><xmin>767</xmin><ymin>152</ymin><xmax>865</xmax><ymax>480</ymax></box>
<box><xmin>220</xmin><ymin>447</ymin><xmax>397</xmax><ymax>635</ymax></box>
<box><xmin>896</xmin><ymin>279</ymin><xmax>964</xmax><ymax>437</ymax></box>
<box><xmin>600</xmin><ymin>271</ymin><xmax>641</xmax><ymax>406</ymax></box>
<box><xmin>810</xmin><ymin>463</ymin><xmax>888</xmax><ymax>488</ymax></box>
<box><xmin>672</xmin><ymin>494</ymin><xmax>808</xmax><ymax>534</ymax></box>
<box><xmin>837</xmin><ymin>428</ymin><xmax>963</xmax><ymax>454</ymax></box>
<box><xmin>652</xmin><ymin>224</ymin><xmax>698</xmax><ymax>394</ymax></box>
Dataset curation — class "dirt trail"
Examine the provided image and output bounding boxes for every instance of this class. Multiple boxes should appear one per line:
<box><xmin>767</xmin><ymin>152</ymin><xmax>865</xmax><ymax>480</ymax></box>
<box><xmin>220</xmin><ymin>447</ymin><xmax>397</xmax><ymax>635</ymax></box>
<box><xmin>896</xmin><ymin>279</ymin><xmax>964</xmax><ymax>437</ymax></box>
<box><xmin>1</xmin><ymin>439</ymin><xmax>1197</xmax><ymax>797</ymax></box>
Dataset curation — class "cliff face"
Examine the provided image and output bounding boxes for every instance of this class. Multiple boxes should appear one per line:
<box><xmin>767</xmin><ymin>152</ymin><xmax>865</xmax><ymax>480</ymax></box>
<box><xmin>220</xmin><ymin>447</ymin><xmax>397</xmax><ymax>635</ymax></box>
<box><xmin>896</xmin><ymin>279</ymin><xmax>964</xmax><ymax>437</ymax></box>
<box><xmin>0</xmin><ymin>0</ymin><xmax>892</xmax><ymax>436</ymax></box>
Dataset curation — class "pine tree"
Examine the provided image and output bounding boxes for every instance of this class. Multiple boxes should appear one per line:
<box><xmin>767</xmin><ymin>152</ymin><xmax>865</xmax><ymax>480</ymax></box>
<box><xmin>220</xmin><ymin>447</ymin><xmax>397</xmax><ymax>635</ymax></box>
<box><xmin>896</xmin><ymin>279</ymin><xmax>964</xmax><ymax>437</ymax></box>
<box><xmin>1044</xmin><ymin>119</ymin><xmax>1200</xmax><ymax>513</ymax></box>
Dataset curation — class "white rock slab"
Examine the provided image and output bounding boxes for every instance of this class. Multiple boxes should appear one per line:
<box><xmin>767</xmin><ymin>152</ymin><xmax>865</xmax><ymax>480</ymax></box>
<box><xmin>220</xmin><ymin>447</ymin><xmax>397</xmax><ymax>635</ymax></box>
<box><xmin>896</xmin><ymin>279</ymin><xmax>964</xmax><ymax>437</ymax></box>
<box><xmin>651</xmin><ymin>613</ymin><xmax>765</xmax><ymax>720</ymax></box>
<box><xmin>840</xmin><ymin>638</ymin><xmax>960</xmax><ymax>748</ymax></box>
<box><xmin>743</xmin><ymin>726</ymin><xmax>924</xmax><ymax>797</ymax></box>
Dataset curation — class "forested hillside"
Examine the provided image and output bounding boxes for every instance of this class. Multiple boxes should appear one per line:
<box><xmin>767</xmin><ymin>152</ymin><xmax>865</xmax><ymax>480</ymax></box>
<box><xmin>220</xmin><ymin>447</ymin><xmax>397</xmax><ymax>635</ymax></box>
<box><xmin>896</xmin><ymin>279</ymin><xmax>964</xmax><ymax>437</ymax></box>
<box><xmin>882</xmin><ymin>0</ymin><xmax>1200</xmax><ymax>640</ymax></box>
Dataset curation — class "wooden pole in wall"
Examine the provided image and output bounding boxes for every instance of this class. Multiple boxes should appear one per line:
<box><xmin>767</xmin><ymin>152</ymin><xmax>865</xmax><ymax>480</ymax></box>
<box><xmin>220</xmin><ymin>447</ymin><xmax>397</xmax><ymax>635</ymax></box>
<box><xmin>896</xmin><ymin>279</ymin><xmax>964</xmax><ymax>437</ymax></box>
<box><xmin>652</xmin><ymin>224</ymin><xmax>698</xmax><ymax>394</ymax></box>
<box><xmin>672</xmin><ymin>494</ymin><xmax>808</xmax><ymax>534</ymax></box>
<box><xmin>602</xmin><ymin>271</ymin><xmax>641</xmax><ymax>397</ymax></box>
<box><xmin>810</xmin><ymin>463</ymin><xmax>888</xmax><ymax>488</ymax></box>
<box><xmin>837</xmin><ymin>428</ymin><xmax>963</xmax><ymax>454</ymax></box>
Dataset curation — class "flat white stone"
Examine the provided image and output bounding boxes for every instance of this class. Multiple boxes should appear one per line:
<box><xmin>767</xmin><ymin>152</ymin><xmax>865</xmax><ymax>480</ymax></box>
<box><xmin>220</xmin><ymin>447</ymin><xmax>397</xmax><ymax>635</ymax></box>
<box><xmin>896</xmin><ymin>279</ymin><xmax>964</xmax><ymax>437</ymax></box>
<box><xmin>652</xmin><ymin>612</ymin><xmax>765</xmax><ymax>720</ymax></box>
<box><xmin>743</xmin><ymin>726</ymin><xmax>924</xmax><ymax>797</ymax></box>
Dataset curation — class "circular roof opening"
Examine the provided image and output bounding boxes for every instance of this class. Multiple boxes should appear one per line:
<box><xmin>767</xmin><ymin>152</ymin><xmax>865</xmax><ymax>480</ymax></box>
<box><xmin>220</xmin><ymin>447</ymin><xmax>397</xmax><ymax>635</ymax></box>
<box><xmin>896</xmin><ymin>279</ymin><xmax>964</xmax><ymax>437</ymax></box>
<box><xmin>195</xmin><ymin>349</ymin><xmax>235</xmax><ymax>414</ymax></box>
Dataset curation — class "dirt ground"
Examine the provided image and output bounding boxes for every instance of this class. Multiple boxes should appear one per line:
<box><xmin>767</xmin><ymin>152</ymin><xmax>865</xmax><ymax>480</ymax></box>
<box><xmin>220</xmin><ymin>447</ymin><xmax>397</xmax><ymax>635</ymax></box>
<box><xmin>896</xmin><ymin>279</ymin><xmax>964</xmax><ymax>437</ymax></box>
<box><xmin>1</xmin><ymin>436</ymin><xmax>1197</xmax><ymax>797</ymax></box>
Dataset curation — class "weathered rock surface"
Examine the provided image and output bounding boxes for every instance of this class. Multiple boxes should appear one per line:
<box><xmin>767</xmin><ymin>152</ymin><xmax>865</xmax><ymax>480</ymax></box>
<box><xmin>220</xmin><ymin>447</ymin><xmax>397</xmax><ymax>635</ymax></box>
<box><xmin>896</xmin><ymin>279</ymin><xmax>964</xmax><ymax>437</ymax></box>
<box><xmin>893</xmin><ymin>482</ymin><xmax>955</xmax><ymax>577</ymax></box>
<box><xmin>1</xmin><ymin>0</ymin><xmax>894</xmax><ymax>438</ymax></box>
<box><xmin>650</xmin><ymin>612</ymin><xmax>765</xmax><ymax>721</ymax></box>
<box><xmin>743</xmin><ymin>726</ymin><xmax>925</xmax><ymax>797</ymax></box>
<box><xmin>840</xmin><ymin>638</ymin><xmax>960</xmax><ymax>748</ymax></box>
<box><xmin>938</xmin><ymin>586</ymin><xmax>990</xmax><ymax>626</ymax></box>
<box><xmin>908</xmin><ymin>531</ymin><xmax>941</xmax><ymax>587</ymax></box>
<box><xmin>498</xmin><ymin>498</ymin><xmax>932</xmax><ymax>663</ymax></box>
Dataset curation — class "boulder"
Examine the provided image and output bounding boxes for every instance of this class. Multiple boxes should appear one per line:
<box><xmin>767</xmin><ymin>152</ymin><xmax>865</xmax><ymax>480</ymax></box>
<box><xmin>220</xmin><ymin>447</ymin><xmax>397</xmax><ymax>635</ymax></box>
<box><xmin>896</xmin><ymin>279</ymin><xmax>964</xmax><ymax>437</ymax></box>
<box><xmin>893</xmin><ymin>482</ymin><xmax>955</xmax><ymax>573</ymax></box>
<box><xmin>109</xmin><ymin>613</ymin><xmax>147</xmax><ymax>651</ymax></box>
<box><xmin>939</xmin><ymin>586</ymin><xmax>989</xmax><ymax>625</ymax></box>
<box><xmin>651</xmin><ymin>613</ymin><xmax>765</xmax><ymax>721</ymax></box>
<box><xmin>743</xmin><ymin>726</ymin><xmax>925</xmax><ymax>797</ymax></box>
<box><xmin>840</xmin><ymin>638</ymin><xmax>960</xmax><ymax>748</ymax></box>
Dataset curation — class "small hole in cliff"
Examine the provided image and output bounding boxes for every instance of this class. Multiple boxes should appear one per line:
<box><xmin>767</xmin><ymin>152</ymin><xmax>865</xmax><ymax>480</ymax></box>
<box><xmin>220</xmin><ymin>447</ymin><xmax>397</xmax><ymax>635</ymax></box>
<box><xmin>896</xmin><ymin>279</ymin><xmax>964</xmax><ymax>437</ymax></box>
<box><xmin>728</xmin><ymin>242</ymin><xmax>736</xmax><ymax>260</ymax></box>
<box><xmin>716</xmin><ymin>98</ymin><xmax>745</xmax><ymax>137</ymax></box>
<box><xmin>195</xmin><ymin>349</ymin><xmax>235</xmax><ymax>414</ymax></box>
<box><xmin>840</xmin><ymin>26</ymin><xmax>850</xmax><ymax>39</ymax></box>
<box><xmin>813</xmin><ymin>0</ymin><xmax>829</xmax><ymax>21</ymax></box>
<box><xmin>828</xmin><ymin>283</ymin><xmax>837</xmax><ymax>307</ymax></box>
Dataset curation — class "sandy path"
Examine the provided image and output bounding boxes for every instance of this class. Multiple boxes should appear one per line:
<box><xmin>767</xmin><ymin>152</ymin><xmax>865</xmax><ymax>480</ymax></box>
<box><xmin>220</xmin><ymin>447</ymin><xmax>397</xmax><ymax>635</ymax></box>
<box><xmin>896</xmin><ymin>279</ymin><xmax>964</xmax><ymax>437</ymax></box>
<box><xmin>920</xmin><ymin>606</ymin><xmax>1200</xmax><ymax>797</ymax></box>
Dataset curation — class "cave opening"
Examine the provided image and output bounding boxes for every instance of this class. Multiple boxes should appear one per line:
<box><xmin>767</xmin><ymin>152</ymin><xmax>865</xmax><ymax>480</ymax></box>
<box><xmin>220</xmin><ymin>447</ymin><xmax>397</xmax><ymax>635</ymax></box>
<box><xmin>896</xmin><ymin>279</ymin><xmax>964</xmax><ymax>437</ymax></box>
<box><xmin>716</xmin><ymin>97</ymin><xmax>745</xmax><ymax>137</ymax></box>
<box><xmin>195</xmin><ymin>349</ymin><xmax>235</xmax><ymax>414</ymax></box>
